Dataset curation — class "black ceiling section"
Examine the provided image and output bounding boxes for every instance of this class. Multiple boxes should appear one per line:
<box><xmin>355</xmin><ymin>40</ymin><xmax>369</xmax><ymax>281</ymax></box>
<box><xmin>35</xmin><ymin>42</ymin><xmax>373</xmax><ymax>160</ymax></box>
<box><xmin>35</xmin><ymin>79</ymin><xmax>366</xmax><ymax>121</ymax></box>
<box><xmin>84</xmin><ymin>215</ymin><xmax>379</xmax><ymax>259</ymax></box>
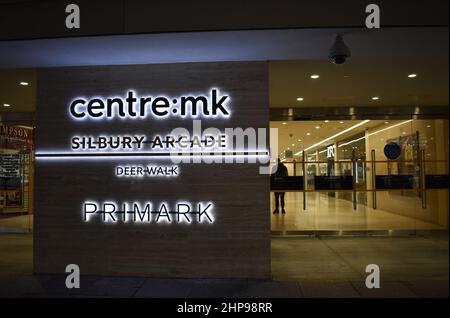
<box><xmin>0</xmin><ymin>0</ymin><xmax>448</xmax><ymax>41</ymax></box>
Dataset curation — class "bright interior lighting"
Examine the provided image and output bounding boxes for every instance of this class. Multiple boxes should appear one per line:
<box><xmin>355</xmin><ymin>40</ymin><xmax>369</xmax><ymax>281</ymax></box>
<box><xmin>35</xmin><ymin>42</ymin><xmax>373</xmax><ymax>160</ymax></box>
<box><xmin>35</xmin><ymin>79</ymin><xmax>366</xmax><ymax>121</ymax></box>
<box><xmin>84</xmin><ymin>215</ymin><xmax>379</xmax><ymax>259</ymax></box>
<box><xmin>310</xmin><ymin>74</ymin><xmax>320</xmax><ymax>79</ymax></box>
<box><xmin>408</xmin><ymin>74</ymin><xmax>417</xmax><ymax>78</ymax></box>
<box><xmin>3</xmin><ymin>103</ymin><xmax>10</xmax><ymax>107</ymax></box>
<box><xmin>368</xmin><ymin>120</ymin><xmax>413</xmax><ymax>137</ymax></box>
<box><xmin>338</xmin><ymin>136</ymin><xmax>366</xmax><ymax>148</ymax></box>
<box><xmin>371</xmin><ymin>96</ymin><xmax>379</xmax><ymax>100</ymax></box>
<box><xmin>298</xmin><ymin>120</ymin><xmax>370</xmax><ymax>154</ymax></box>
<box><xmin>19</xmin><ymin>82</ymin><xmax>29</xmax><ymax>86</ymax></box>
<box><xmin>296</xmin><ymin>97</ymin><xmax>304</xmax><ymax>101</ymax></box>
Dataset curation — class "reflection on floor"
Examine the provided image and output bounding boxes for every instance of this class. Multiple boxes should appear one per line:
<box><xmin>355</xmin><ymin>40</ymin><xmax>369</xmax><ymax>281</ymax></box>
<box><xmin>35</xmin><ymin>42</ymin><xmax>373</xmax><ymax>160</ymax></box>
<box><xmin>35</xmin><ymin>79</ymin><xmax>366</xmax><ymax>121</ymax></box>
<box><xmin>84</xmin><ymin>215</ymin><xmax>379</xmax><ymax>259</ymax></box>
<box><xmin>271</xmin><ymin>192</ymin><xmax>445</xmax><ymax>231</ymax></box>
<box><xmin>0</xmin><ymin>214</ymin><xmax>33</xmax><ymax>231</ymax></box>
<box><xmin>0</xmin><ymin>233</ymin><xmax>448</xmax><ymax>297</ymax></box>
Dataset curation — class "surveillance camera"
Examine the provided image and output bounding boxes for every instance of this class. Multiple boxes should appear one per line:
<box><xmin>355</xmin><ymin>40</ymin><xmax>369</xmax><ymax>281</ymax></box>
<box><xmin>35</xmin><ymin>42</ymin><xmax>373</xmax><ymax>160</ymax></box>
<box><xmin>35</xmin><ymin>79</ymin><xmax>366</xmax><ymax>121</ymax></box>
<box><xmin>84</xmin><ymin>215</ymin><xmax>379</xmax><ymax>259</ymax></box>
<box><xmin>328</xmin><ymin>35</ymin><xmax>351</xmax><ymax>65</ymax></box>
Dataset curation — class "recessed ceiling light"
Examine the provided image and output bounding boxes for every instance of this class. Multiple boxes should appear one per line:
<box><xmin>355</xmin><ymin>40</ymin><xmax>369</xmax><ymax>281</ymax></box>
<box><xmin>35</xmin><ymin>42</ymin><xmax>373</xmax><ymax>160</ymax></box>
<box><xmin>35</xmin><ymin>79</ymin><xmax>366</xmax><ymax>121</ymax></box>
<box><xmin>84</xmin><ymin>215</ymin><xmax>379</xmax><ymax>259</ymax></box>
<box><xmin>296</xmin><ymin>97</ymin><xmax>304</xmax><ymax>101</ymax></box>
<box><xmin>282</xmin><ymin>122</ymin><xmax>287</xmax><ymax>125</ymax></box>
<box><xmin>3</xmin><ymin>103</ymin><xmax>11</xmax><ymax>107</ymax></box>
<box><xmin>426</xmin><ymin>125</ymin><xmax>431</xmax><ymax>128</ymax></box>
<box><xmin>292</xmin><ymin>144</ymin><xmax>295</xmax><ymax>146</ymax></box>
<box><xmin>371</xmin><ymin>96</ymin><xmax>379</xmax><ymax>100</ymax></box>
<box><xmin>297</xmin><ymin>139</ymin><xmax>302</xmax><ymax>142</ymax></box>
<box><xmin>324</xmin><ymin>120</ymin><xmax>329</xmax><ymax>123</ymax></box>
<box><xmin>287</xmin><ymin>147</ymin><xmax>290</xmax><ymax>150</ymax></box>
<box><xmin>310</xmin><ymin>74</ymin><xmax>320</xmax><ymax>79</ymax></box>
<box><xmin>306</xmin><ymin>132</ymin><xmax>311</xmax><ymax>136</ymax></box>
<box><xmin>19</xmin><ymin>81</ymin><xmax>29</xmax><ymax>86</ymax></box>
<box><xmin>408</xmin><ymin>74</ymin><xmax>417</xmax><ymax>78</ymax></box>
<box><xmin>315</xmin><ymin>126</ymin><xmax>320</xmax><ymax>129</ymax></box>
<box><xmin>339</xmin><ymin>121</ymin><xmax>344</xmax><ymax>124</ymax></box>
<box><xmin>384</xmin><ymin>121</ymin><xmax>389</xmax><ymax>124</ymax></box>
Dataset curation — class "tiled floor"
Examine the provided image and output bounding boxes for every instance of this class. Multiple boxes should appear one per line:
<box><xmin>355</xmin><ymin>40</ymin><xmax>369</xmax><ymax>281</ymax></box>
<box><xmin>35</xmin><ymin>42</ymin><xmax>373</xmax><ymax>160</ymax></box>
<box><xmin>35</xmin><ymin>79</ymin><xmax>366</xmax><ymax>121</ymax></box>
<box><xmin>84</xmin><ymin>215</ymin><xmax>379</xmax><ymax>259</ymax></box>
<box><xmin>270</xmin><ymin>192</ymin><xmax>445</xmax><ymax>231</ymax></box>
<box><xmin>0</xmin><ymin>232</ymin><xmax>448</xmax><ymax>297</ymax></box>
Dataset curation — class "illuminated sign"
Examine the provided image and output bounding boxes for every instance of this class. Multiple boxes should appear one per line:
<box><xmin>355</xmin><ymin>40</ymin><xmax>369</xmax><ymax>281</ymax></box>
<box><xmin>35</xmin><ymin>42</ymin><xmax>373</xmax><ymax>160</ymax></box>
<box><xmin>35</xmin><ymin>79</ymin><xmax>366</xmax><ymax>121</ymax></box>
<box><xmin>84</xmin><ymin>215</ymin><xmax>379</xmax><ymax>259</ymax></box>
<box><xmin>36</xmin><ymin>87</ymin><xmax>269</xmax><ymax>227</ymax></box>
<box><xmin>115</xmin><ymin>165</ymin><xmax>179</xmax><ymax>177</ymax></box>
<box><xmin>69</xmin><ymin>89</ymin><xmax>230</xmax><ymax>120</ymax></box>
<box><xmin>71</xmin><ymin>134</ymin><xmax>227</xmax><ymax>151</ymax></box>
<box><xmin>327</xmin><ymin>145</ymin><xmax>335</xmax><ymax>158</ymax></box>
<box><xmin>83</xmin><ymin>201</ymin><xmax>214</xmax><ymax>224</ymax></box>
<box><xmin>0</xmin><ymin>125</ymin><xmax>33</xmax><ymax>141</ymax></box>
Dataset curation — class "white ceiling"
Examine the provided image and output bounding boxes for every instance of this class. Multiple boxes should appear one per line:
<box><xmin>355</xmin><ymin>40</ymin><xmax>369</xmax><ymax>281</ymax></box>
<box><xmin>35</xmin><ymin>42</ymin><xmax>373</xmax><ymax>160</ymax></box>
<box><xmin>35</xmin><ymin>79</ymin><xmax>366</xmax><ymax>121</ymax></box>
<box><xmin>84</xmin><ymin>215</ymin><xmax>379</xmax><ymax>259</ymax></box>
<box><xmin>0</xmin><ymin>27</ymin><xmax>448</xmax><ymax>113</ymax></box>
<box><xmin>0</xmin><ymin>27</ymin><xmax>447</xmax><ymax>68</ymax></box>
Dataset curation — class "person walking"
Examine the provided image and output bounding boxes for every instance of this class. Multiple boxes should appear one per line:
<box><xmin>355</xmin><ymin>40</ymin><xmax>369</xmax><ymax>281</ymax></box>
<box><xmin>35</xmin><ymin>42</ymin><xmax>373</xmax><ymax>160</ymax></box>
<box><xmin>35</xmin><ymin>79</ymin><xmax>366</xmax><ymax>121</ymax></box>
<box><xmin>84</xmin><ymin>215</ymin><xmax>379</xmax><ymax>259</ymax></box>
<box><xmin>272</xmin><ymin>158</ymin><xmax>288</xmax><ymax>214</ymax></box>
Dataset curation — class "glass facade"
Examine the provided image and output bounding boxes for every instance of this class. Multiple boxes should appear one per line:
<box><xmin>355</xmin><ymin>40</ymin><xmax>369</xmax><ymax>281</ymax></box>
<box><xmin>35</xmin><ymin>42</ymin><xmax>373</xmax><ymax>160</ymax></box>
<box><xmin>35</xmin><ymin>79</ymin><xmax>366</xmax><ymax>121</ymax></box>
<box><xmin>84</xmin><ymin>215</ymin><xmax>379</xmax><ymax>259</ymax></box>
<box><xmin>270</xmin><ymin>119</ymin><xmax>449</xmax><ymax>232</ymax></box>
<box><xmin>0</xmin><ymin>125</ymin><xmax>34</xmax><ymax>232</ymax></box>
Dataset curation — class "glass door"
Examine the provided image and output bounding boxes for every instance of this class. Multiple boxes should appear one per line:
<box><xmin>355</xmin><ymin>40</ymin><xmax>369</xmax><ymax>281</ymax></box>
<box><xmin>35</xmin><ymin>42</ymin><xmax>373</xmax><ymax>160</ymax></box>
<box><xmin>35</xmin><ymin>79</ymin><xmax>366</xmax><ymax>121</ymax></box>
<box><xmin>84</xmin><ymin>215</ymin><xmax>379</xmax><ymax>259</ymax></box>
<box><xmin>270</xmin><ymin>119</ymin><xmax>449</xmax><ymax>233</ymax></box>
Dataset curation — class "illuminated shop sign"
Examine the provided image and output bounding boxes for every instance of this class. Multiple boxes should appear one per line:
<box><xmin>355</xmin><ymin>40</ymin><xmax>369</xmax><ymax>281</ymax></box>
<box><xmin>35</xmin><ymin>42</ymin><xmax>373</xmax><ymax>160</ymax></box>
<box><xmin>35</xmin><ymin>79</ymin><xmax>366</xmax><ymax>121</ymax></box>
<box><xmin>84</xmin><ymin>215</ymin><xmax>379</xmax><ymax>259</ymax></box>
<box><xmin>0</xmin><ymin>125</ymin><xmax>33</xmax><ymax>141</ymax></box>
<box><xmin>83</xmin><ymin>201</ymin><xmax>214</xmax><ymax>224</ymax></box>
<box><xmin>327</xmin><ymin>145</ymin><xmax>335</xmax><ymax>158</ymax></box>
<box><xmin>71</xmin><ymin>134</ymin><xmax>227</xmax><ymax>150</ymax></box>
<box><xmin>115</xmin><ymin>165</ymin><xmax>179</xmax><ymax>177</ymax></box>
<box><xmin>69</xmin><ymin>89</ymin><xmax>230</xmax><ymax>120</ymax></box>
<box><xmin>38</xmin><ymin>87</ymin><xmax>267</xmax><ymax>226</ymax></box>
<box><xmin>36</xmin><ymin>91</ymin><xmax>270</xmax><ymax>162</ymax></box>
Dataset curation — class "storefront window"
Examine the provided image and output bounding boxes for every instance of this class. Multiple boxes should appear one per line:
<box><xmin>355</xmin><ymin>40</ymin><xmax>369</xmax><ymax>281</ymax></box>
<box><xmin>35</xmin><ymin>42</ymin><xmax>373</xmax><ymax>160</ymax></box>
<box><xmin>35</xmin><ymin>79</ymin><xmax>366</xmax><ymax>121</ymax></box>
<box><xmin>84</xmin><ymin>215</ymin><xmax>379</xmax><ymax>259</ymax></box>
<box><xmin>270</xmin><ymin>119</ymin><xmax>449</xmax><ymax>232</ymax></box>
<box><xmin>0</xmin><ymin>125</ymin><xmax>34</xmax><ymax>232</ymax></box>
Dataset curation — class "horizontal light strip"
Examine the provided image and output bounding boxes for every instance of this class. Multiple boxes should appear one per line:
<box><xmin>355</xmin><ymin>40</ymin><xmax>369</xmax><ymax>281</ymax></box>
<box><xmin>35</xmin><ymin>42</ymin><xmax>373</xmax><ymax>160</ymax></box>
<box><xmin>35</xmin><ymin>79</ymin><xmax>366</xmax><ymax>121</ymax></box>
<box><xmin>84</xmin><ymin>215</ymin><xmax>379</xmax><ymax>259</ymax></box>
<box><xmin>296</xmin><ymin>120</ymin><xmax>370</xmax><ymax>155</ymax></box>
<box><xmin>34</xmin><ymin>150</ymin><xmax>269</xmax><ymax>160</ymax></box>
<box><xmin>337</xmin><ymin>120</ymin><xmax>413</xmax><ymax>148</ymax></box>
<box><xmin>368</xmin><ymin>119</ymin><xmax>413</xmax><ymax>137</ymax></box>
<box><xmin>338</xmin><ymin>136</ymin><xmax>366</xmax><ymax>148</ymax></box>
